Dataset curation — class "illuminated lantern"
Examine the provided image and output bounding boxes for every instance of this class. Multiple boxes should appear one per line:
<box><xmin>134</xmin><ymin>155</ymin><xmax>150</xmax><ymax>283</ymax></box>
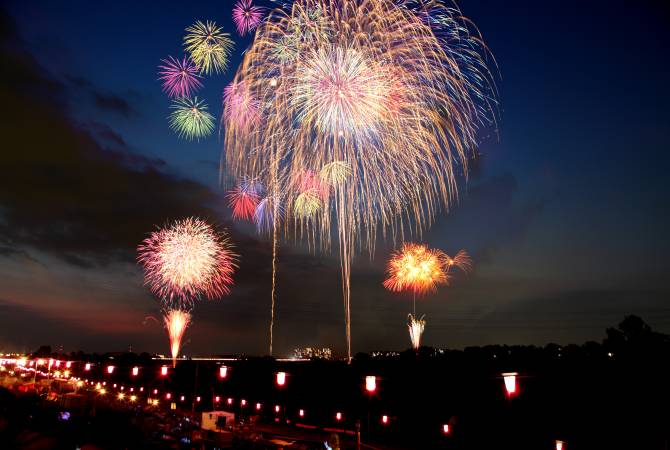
<box><xmin>166</xmin><ymin>393</ymin><xmax>172</xmax><ymax>400</ymax></box>
<box><xmin>118</xmin><ymin>393</ymin><xmax>124</xmax><ymax>400</ymax></box>
<box><xmin>256</xmin><ymin>403</ymin><xmax>262</xmax><ymax>411</ymax></box>
<box><xmin>113</xmin><ymin>384</ymin><xmax>117</xmax><ymax>388</ymax></box>
<box><xmin>502</xmin><ymin>372</ymin><xmax>517</xmax><ymax>396</ymax></box>
<box><xmin>180</xmin><ymin>395</ymin><xmax>185</xmax><ymax>402</ymax></box>
<box><xmin>55</xmin><ymin>360</ymin><xmax>60</xmax><ymax>368</ymax></box>
<box><xmin>130</xmin><ymin>395</ymin><xmax>137</xmax><ymax>402</ymax></box>
<box><xmin>382</xmin><ymin>415</ymin><xmax>389</xmax><ymax>425</ymax></box>
<box><xmin>227</xmin><ymin>398</ymin><xmax>233</xmax><ymax>405</ymax></box>
<box><xmin>63</xmin><ymin>370</ymin><xmax>70</xmax><ymax>378</ymax></box>
<box><xmin>120</xmin><ymin>386</ymin><xmax>124</xmax><ymax>390</ymax></box>
<box><xmin>241</xmin><ymin>399</ymin><xmax>247</xmax><ymax>407</ymax></box>
<box><xmin>161</xmin><ymin>366</ymin><xmax>168</xmax><ymax>376</ymax></box>
<box><xmin>215</xmin><ymin>396</ymin><xmax>221</xmax><ymax>403</ymax></box>
<box><xmin>153</xmin><ymin>389</ymin><xmax>158</xmax><ymax>395</ymax></box>
<box><xmin>276</xmin><ymin>371</ymin><xmax>286</xmax><ymax>386</ymax></box>
<box><xmin>37</xmin><ymin>359</ymin><xmax>44</xmax><ymax>366</ymax></box>
<box><xmin>336</xmin><ymin>412</ymin><xmax>342</xmax><ymax>421</ymax></box>
<box><xmin>219</xmin><ymin>366</ymin><xmax>228</xmax><ymax>378</ymax></box>
<box><xmin>299</xmin><ymin>409</ymin><xmax>305</xmax><ymax>418</ymax></box>
<box><xmin>442</xmin><ymin>424</ymin><xmax>450</xmax><ymax>435</ymax></box>
<box><xmin>85</xmin><ymin>363</ymin><xmax>91</xmax><ymax>371</ymax></box>
<box><xmin>140</xmin><ymin>387</ymin><xmax>144</xmax><ymax>392</ymax></box>
<box><xmin>196</xmin><ymin>396</ymin><xmax>201</xmax><ymax>402</ymax></box>
<box><xmin>130</xmin><ymin>388</ymin><xmax>134</xmax><ymax>392</ymax></box>
<box><xmin>365</xmin><ymin>376</ymin><xmax>376</xmax><ymax>393</ymax></box>
<box><xmin>556</xmin><ymin>440</ymin><xmax>564</xmax><ymax>450</ymax></box>
<box><xmin>66</xmin><ymin>362</ymin><xmax>72</xmax><ymax>369</ymax></box>
<box><xmin>275</xmin><ymin>405</ymin><xmax>280</xmax><ymax>413</ymax></box>
<box><xmin>132</xmin><ymin>367</ymin><xmax>139</xmax><ymax>376</ymax></box>
<box><xmin>107</xmin><ymin>365</ymin><xmax>115</xmax><ymax>374</ymax></box>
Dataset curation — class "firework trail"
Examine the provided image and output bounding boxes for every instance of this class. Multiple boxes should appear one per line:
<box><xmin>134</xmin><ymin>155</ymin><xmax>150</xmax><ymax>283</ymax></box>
<box><xmin>222</xmin><ymin>0</ymin><xmax>496</xmax><ymax>360</ymax></box>
<box><xmin>232</xmin><ymin>0</ymin><xmax>265</xmax><ymax>36</ymax></box>
<box><xmin>184</xmin><ymin>20</ymin><xmax>234</xmax><ymax>75</ymax></box>
<box><xmin>407</xmin><ymin>313</ymin><xmax>426</xmax><ymax>351</ymax></box>
<box><xmin>223</xmin><ymin>81</ymin><xmax>262</xmax><ymax>132</ymax></box>
<box><xmin>158</xmin><ymin>56</ymin><xmax>203</xmax><ymax>98</ymax></box>
<box><xmin>227</xmin><ymin>178</ymin><xmax>261</xmax><ymax>221</ymax></box>
<box><xmin>137</xmin><ymin>217</ymin><xmax>238</xmax><ymax>309</ymax></box>
<box><xmin>169</xmin><ymin>97</ymin><xmax>215</xmax><ymax>140</ymax></box>
<box><xmin>164</xmin><ymin>308</ymin><xmax>191</xmax><ymax>368</ymax></box>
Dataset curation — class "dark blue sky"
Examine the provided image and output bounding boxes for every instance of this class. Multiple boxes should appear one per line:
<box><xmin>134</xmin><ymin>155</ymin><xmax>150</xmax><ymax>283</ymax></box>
<box><xmin>1</xmin><ymin>0</ymin><xmax>668</xmax><ymax>356</ymax></box>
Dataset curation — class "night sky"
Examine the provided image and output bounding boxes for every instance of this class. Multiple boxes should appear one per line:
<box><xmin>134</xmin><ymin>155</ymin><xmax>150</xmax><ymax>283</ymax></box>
<box><xmin>1</xmin><ymin>0</ymin><xmax>669</xmax><ymax>357</ymax></box>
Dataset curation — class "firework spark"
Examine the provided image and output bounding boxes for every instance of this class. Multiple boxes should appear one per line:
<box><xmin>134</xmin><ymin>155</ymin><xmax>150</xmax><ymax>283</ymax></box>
<box><xmin>222</xmin><ymin>0</ymin><xmax>496</xmax><ymax>360</ymax></box>
<box><xmin>169</xmin><ymin>97</ymin><xmax>214</xmax><ymax>140</ymax></box>
<box><xmin>137</xmin><ymin>217</ymin><xmax>238</xmax><ymax>308</ymax></box>
<box><xmin>254</xmin><ymin>195</ymin><xmax>283</xmax><ymax>234</ymax></box>
<box><xmin>227</xmin><ymin>178</ymin><xmax>261</xmax><ymax>221</ymax></box>
<box><xmin>383</xmin><ymin>243</ymin><xmax>449</xmax><ymax>296</ymax></box>
<box><xmin>408</xmin><ymin>313</ymin><xmax>426</xmax><ymax>351</ymax></box>
<box><xmin>223</xmin><ymin>81</ymin><xmax>262</xmax><ymax>131</ymax></box>
<box><xmin>184</xmin><ymin>20</ymin><xmax>234</xmax><ymax>75</ymax></box>
<box><xmin>232</xmin><ymin>0</ymin><xmax>265</xmax><ymax>36</ymax></box>
<box><xmin>158</xmin><ymin>56</ymin><xmax>203</xmax><ymax>98</ymax></box>
<box><xmin>164</xmin><ymin>309</ymin><xmax>190</xmax><ymax>368</ymax></box>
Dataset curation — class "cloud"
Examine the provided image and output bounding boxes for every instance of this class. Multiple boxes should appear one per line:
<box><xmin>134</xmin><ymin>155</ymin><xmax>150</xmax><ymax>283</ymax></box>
<box><xmin>92</xmin><ymin>91</ymin><xmax>138</xmax><ymax>118</ymax></box>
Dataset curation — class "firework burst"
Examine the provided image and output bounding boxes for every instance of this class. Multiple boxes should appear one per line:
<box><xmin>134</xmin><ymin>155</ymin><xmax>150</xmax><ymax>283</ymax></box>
<box><xmin>164</xmin><ymin>309</ymin><xmax>191</xmax><ymax>368</ymax></box>
<box><xmin>383</xmin><ymin>243</ymin><xmax>449</xmax><ymax>296</ymax></box>
<box><xmin>227</xmin><ymin>178</ymin><xmax>262</xmax><ymax>221</ymax></box>
<box><xmin>408</xmin><ymin>313</ymin><xmax>426</xmax><ymax>351</ymax></box>
<box><xmin>223</xmin><ymin>81</ymin><xmax>262</xmax><ymax>131</ymax></box>
<box><xmin>232</xmin><ymin>0</ymin><xmax>265</xmax><ymax>36</ymax></box>
<box><xmin>184</xmin><ymin>20</ymin><xmax>234</xmax><ymax>74</ymax></box>
<box><xmin>169</xmin><ymin>97</ymin><xmax>214</xmax><ymax>140</ymax></box>
<box><xmin>157</xmin><ymin>56</ymin><xmax>203</xmax><ymax>98</ymax></box>
<box><xmin>137</xmin><ymin>217</ymin><xmax>238</xmax><ymax>308</ymax></box>
<box><xmin>222</xmin><ymin>0</ymin><xmax>496</xmax><ymax>359</ymax></box>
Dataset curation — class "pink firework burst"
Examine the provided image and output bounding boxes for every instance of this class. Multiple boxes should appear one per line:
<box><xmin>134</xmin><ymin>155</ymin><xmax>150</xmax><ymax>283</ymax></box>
<box><xmin>227</xmin><ymin>178</ymin><xmax>262</xmax><ymax>221</ymax></box>
<box><xmin>223</xmin><ymin>80</ymin><xmax>261</xmax><ymax>131</ymax></box>
<box><xmin>232</xmin><ymin>0</ymin><xmax>264</xmax><ymax>35</ymax></box>
<box><xmin>137</xmin><ymin>217</ymin><xmax>238</xmax><ymax>307</ymax></box>
<box><xmin>158</xmin><ymin>56</ymin><xmax>203</xmax><ymax>98</ymax></box>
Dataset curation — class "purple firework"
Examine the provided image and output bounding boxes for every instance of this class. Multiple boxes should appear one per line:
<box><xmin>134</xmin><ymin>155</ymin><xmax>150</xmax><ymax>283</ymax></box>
<box><xmin>232</xmin><ymin>0</ymin><xmax>264</xmax><ymax>36</ymax></box>
<box><xmin>223</xmin><ymin>80</ymin><xmax>261</xmax><ymax>131</ymax></box>
<box><xmin>158</xmin><ymin>56</ymin><xmax>203</xmax><ymax>99</ymax></box>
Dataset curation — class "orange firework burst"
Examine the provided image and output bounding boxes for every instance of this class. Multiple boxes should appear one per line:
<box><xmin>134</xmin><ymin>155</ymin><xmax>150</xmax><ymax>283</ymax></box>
<box><xmin>137</xmin><ymin>217</ymin><xmax>238</xmax><ymax>308</ymax></box>
<box><xmin>383</xmin><ymin>243</ymin><xmax>450</xmax><ymax>295</ymax></box>
<box><xmin>164</xmin><ymin>309</ymin><xmax>190</xmax><ymax>368</ymax></box>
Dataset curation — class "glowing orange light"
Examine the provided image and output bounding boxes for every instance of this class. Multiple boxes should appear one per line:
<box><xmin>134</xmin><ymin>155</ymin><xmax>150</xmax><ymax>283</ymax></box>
<box><xmin>132</xmin><ymin>367</ymin><xmax>139</xmax><ymax>376</ymax></box>
<box><xmin>365</xmin><ymin>375</ymin><xmax>376</xmax><ymax>393</ymax></box>
<box><xmin>130</xmin><ymin>395</ymin><xmax>137</xmax><ymax>402</ymax></box>
<box><xmin>85</xmin><ymin>363</ymin><xmax>91</xmax><ymax>371</ymax></box>
<box><xmin>161</xmin><ymin>366</ymin><xmax>168</xmax><ymax>376</ymax></box>
<box><xmin>503</xmin><ymin>372</ymin><xmax>517</xmax><ymax>396</ymax></box>
<box><xmin>443</xmin><ymin>424</ymin><xmax>450</xmax><ymax>434</ymax></box>
<box><xmin>219</xmin><ymin>366</ymin><xmax>228</xmax><ymax>378</ymax></box>
<box><xmin>107</xmin><ymin>365</ymin><xmax>114</xmax><ymax>374</ymax></box>
<box><xmin>382</xmin><ymin>415</ymin><xmax>388</xmax><ymax>425</ymax></box>
<box><xmin>276</xmin><ymin>371</ymin><xmax>286</xmax><ymax>386</ymax></box>
<box><xmin>336</xmin><ymin>412</ymin><xmax>342</xmax><ymax>421</ymax></box>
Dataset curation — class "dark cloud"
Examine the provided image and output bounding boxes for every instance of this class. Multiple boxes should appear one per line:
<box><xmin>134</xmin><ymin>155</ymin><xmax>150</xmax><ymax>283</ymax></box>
<box><xmin>92</xmin><ymin>91</ymin><xmax>138</xmax><ymax>117</ymax></box>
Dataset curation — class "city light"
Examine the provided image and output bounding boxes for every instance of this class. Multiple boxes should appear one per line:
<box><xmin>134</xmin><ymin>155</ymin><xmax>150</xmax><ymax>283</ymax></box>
<box><xmin>107</xmin><ymin>365</ymin><xmax>114</xmax><ymax>374</ymax></box>
<box><xmin>443</xmin><ymin>424</ymin><xmax>450</xmax><ymax>435</ymax></box>
<box><xmin>165</xmin><ymin>393</ymin><xmax>172</xmax><ymax>400</ymax></box>
<box><xmin>66</xmin><ymin>361</ymin><xmax>72</xmax><ymax>369</ymax></box>
<box><xmin>153</xmin><ymin>389</ymin><xmax>158</xmax><ymax>395</ymax></box>
<box><xmin>336</xmin><ymin>412</ymin><xmax>342</xmax><ymax>421</ymax></box>
<box><xmin>227</xmin><ymin>397</ymin><xmax>233</xmax><ymax>405</ymax></box>
<box><xmin>365</xmin><ymin>375</ymin><xmax>377</xmax><ymax>393</ymax></box>
<box><xmin>299</xmin><ymin>409</ymin><xmax>305</xmax><ymax>418</ymax></box>
<box><xmin>180</xmin><ymin>395</ymin><xmax>185</xmax><ymax>402</ymax></box>
<box><xmin>196</xmin><ymin>396</ymin><xmax>201</xmax><ymax>402</ymax></box>
<box><xmin>276</xmin><ymin>371</ymin><xmax>286</xmax><ymax>386</ymax></box>
<box><xmin>275</xmin><ymin>405</ymin><xmax>280</xmax><ymax>413</ymax></box>
<box><xmin>130</xmin><ymin>395</ymin><xmax>137</xmax><ymax>402</ymax></box>
<box><xmin>132</xmin><ymin>367</ymin><xmax>139</xmax><ymax>376</ymax></box>
<box><xmin>118</xmin><ymin>393</ymin><xmax>125</xmax><ymax>400</ymax></box>
<box><xmin>85</xmin><ymin>363</ymin><xmax>91</xmax><ymax>371</ymax></box>
<box><xmin>99</xmin><ymin>388</ymin><xmax>106</xmax><ymax>395</ymax></box>
<box><xmin>219</xmin><ymin>366</ymin><xmax>228</xmax><ymax>378</ymax></box>
<box><xmin>241</xmin><ymin>399</ymin><xmax>247</xmax><ymax>406</ymax></box>
<box><xmin>503</xmin><ymin>372</ymin><xmax>518</xmax><ymax>396</ymax></box>
<box><xmin>215</xmin><ymin>396</ymin><xmax>221</xmax><ymax>403</ymax></box>
<box><xmin>382</xmin><ymin>415</ymin><xmax>389</xmax><ymax>425</ymax></box>
<box><xmin>256</xmin><ymin>403</ymin><xmax>262</xmax><ymax>410</ymax></box>
<box><xmin>161</xmin><ymin>366</ymin><xmax>168</xmax><ymax>376</ymax></box>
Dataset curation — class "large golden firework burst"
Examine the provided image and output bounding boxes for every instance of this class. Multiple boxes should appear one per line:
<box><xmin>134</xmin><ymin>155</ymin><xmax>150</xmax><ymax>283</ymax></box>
<box><xmin>222</xmin><ymin>0</ymin><xmax>496</xmax><ymax>359</ymax></box>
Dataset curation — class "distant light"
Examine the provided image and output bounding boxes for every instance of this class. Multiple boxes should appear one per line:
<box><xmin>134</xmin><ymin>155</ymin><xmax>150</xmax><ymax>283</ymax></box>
<box><xmin>442</xmin><ymin>424</ymin><xmax>450</xmax><ymax>434</ymax></box>
<box><xmin>336</xmin><ymin>412</ymin><xmax>342</xmax><ymax>421</ymax></box>
<box><xmin>55</xmin><ymin>360</ymin><xmax>60</xmax><ymax>368</ymax></box>
<box><xmin>215</xmin><ymin>396</ymin><xmax>221</xmax><ymax>403</ymax></box>
<box><xmin>113</xmin><ymin>384</ymin><xmax>117</xmax><ymax>388</ymax></box>
<box><xmin>219</xmin><ymin>366</ymin><xmax>228</xmax><ymax>378</ymax></box>
<box><xmin>299</xmin><ymin>409</ymin><xmax>305</xmax><ymax>418</ymax></box>
<box><xmin>256</xmin><ymin>403</ymin><xmax>262</xmax><ymax>410</ymax></box>
<box><xmin>117</xmin><ymin>393</ymin><xmax>125</xmax><ymax>400</ymax></box>
<box><xmin>85</xmin><ymin>363</ymin><xmax>91</xmax><ymax>371</ymax></box>
<box><xmin>241</xmin><ymin>399</ymin><xmax>247</xmax><ymax>407</ymax></box>
<box><xmin>37</xmin><ymin>359</ymin><xmax>44</xmax><ymax>366</ymax></box>
<box><xmin>556</xmin><ymin>440</ymin><xmax>564</xmax><ymax>450</ymax></box>
<box><xmin>153</xmin><ymin>389</ymin><xmax>158</xmax><ymax>395</ymax></box>
<box><xmin>165</xmin><ymin>393</ymin><xmax>171</xmax><ymax>400</ymax></box>
<box><xmin>276</xmin><ymin>371</ymin><xmax>286</xmax><ymax>386</ymax></box>
<box><xmin>140</xmin><ymin>387</ymin><xmax>144</xmax><ymax>392</ymax></box>
<box><xmin>99</xmin><ymin>388</ymin><xmax>106</xmax><ymax>395</ymax></box>
<box><xmin>107</xmin><ymin>365</ymin><xmax>115</xmax><ymax>374</ymax></box>
<box><xmin>196</xmin><ymin>396</ymin><xmax>201</xmax><ymax>402</ymax></box>
<box><xmin>365</xmin><ymin>375</ymin><xmax>376</xmax><ymax>393</ymax></box>
<box><xmin>120</xmin><ymin>386</ymin><xmax>124</xmax><ymax>390</ymax></box>
<box><xmin>63</xmin><ymin>370</ymin><xmax>69</xmax><ymax>378</ymax></box>
<box><xmin>130</xmin><ymin>395</ymin><xmax>137</xmax><ymax>402</ymax></box>
<box><xmin>152</xmin><ymin>399</ymin><xmax>159</xmax><ymax>406</ymax></box>
<box><xmin>275</xmin><ymin>405</ymin><xmax>280</xmax><ymax>413</ymax></box>
<box><xmin>180</xmin><ymin>395</ymin><xmax>185</xmax><ymax>402</ymax></box>
<box><xmin>65</xmin><ymin>362</ymin><xmax>72</xmax><ymax>369</ymax></box>
<box><xmin>132</xmin><ymin>367</ymin><xmax>139</xmax><ymax>376</ymax></box>
<box><xmin>502</xmin><ymin>372</ymin><xmax>517</xmax><ymax>396</ymax></box>
<box><xmin>607</xmin><ymin>352</ymin><xmax>613</xmax><ymax>358</ymax></box>
<box><xmin>382</xmin><ymin>415</ymin><xmax>388</xmax><ymax>425</ymax></box>
<box><xmin>161</xmin><ymin>366</ymin><xmax>168</xmax><ymax>376</ymax></box>
<box><xmin>130</xmin><ymin>387</ymin><xmax>134</xmax><ymax>392</ymax></box>
<box><xmin>227</xmin><ymin>398</ymin><xmax>233</xmax><ymax>405</ymax></box>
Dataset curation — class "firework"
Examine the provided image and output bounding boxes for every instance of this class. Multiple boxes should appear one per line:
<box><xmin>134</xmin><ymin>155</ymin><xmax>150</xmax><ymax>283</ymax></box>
<box><xmin>169</xmin><ymin>97</ymin><xmax>215</xmax><ymax>140</ymax></box>
<box><xmin>222</xmin><ymin>0</ymin><xmax>496</xmax><ymax>360</ymax></box>
<box><xmin>254</xmin><ymin>195</ymin><xmax>283</xmax><ymax>234</ymax></box>
<box><xmin>157</xmin><ymin>56</ymin><xmax>203</xmax><ymax>98</ymax></box>
<box><xmin>184</xmin><ymin>20</ymin><xmax>234</xmax><ymax>75</ymax></box>
<box><xmin>227</xmin><ymin>178</ymin><xmax>262</xmax><ymax>221</ymax></box>
<box><xmin>137</xmin><ymin>217</ymin><xmax>238</xmax><ymax>308</ymax></box>
<box><xmin>408</xmin><ymin>313</ymin><xmax>426</xmax><ymax>351</ymax></box>
<box><xmin>232</xmin><ymin>0</ymin><xmax>265</xmax><ymax>36</ymax></box>
<box><xmin>383</xmin><ymin>243</ymin><xmax>449</xmax><ymax>296</ymax></box>
<box><xmin>164</xmin><ymin>309</ymin><xmax>191</xmax><ymax>367</ymax></box>
<box><xmin>223</xmin><ymin>81</ymin><xmax>262</xmax><ymax>131</ymax></box>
